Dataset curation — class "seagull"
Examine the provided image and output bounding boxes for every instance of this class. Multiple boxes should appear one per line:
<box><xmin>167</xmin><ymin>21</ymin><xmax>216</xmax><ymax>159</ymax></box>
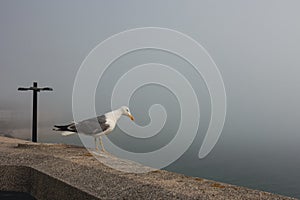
<box><xmin>53</xmin><ymin>106</ymin><xmax>134</xmax><ymax>152</ymax></box>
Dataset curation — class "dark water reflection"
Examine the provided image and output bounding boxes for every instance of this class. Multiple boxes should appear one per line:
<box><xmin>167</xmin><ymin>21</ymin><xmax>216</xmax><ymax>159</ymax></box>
<box><xmin>0</xmin><ymin>191</ymin><xmax>35</xmax><ymax>200</ymax></box>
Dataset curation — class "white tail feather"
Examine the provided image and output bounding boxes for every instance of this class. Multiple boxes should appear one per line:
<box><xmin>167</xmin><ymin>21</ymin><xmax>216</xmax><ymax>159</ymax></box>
<box><xmin>61</xmin><ymin>131</ymin><xmax>76</xmax><ymax>136</ymax></box>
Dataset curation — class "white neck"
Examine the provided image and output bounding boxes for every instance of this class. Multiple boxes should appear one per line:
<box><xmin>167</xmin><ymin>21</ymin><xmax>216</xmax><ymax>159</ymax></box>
<box><xmin>106</xmin><ymin>108</ymin><xmax>123</xmax><ymax>122</ymax></box>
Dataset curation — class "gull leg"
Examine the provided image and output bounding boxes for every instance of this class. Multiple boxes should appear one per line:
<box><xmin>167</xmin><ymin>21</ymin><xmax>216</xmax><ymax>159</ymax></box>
<box><xmin>83</xmin><ymin>137</ymin><xmax>97</xmax><ymax>157</ymax></box>
<box><xmin>94</xmin><ymin>137</ymin><xmax>99</xmax><ymax>151</ymax></box>
<box><xmin>99</xmin><ymin>136</ymin><xmax>107</xmax><ymax>153</ymax></box>
<box><xmin>96</xmin><ymin>130</ymin><xmax>111</xmax><ymax>154</ymax></box>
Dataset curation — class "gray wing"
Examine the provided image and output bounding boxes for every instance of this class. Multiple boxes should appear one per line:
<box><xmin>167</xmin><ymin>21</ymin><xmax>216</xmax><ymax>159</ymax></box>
<box><xmin>75</xmin><ymin>115</ymin><xmax>109</xmax><ymax>135</ymax></box>
<box><xmin>97</xmin><ymin>115</ymin><xmax>110</xmax><ymax>132</ymax></box>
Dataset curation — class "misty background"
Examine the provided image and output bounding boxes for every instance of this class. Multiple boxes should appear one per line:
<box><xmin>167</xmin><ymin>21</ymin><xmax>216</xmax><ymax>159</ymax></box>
<box><xmin>1</xmin><ymin>0</ymin><xmax>300</xmax><ymax>198</ymax></box>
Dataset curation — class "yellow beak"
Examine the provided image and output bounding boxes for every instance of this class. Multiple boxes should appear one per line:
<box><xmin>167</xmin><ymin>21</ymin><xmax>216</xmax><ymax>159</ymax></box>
<box><xmin>129</xmin><ymin>114</ymin><xmax>134</xmax><ymax>121</ymax></box>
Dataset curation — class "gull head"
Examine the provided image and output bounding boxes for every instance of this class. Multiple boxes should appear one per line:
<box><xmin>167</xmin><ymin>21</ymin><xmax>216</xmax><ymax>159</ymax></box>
<box><xmin>120</xmin><ymin>106</ymin><xmax>134</xmax><ymax>121</ymax></box>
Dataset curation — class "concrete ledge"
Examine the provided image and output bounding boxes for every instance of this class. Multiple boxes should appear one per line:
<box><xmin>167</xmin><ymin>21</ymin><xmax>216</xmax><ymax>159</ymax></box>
<box><xmin>0</xmin><ymin>165</ymin><xmax>31</xmax><ymax>193</ymax></box>
<box><xmin>0</xmin><ymin>166</ymin><xmax>96</xmax><ymax>200</ymax></box>
<box><xmin>0</xmin><ymin>136</ymin><xmax>296</xmax><ymax>200</ymax></box>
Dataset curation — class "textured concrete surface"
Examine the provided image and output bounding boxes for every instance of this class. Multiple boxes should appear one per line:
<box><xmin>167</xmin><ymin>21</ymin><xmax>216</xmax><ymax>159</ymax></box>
<box><xmin>0</xmin><ymin>136</ymin><xmax>297</xmax><ymax>200</ymax></box>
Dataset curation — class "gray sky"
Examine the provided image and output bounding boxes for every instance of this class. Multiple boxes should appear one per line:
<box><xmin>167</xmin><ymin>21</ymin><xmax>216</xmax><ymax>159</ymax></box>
<box><xmin>1</xmin><ymin>0</ymin><xmax>300</xmax><ymax>136</ymax></box>
<box><xmin>1</xmin><ymin>0</ymin><xmax>300</xmax><ymax>167</ymax></box>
